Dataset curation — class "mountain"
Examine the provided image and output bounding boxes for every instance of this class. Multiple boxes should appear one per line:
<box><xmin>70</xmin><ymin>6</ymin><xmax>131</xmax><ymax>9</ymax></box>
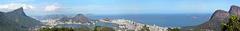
<box><xmin>185</xmin><ymin>5</ymin><xmax>240</xmax><ymax>31</ymax></box>
<box><xmin>58</xmin><ymin>14</ymin><xmax>91</xmax><ymax>23</ymax></box>
<box><xmin>35</xmin><ymin>14</ymin><xmax>67</xmax><ymax>20</ymax></box>
<box><xmin>72</xmin><ymin>14</ymin><xmax>91</xmax><ymax>23</ymax></box>
<box><xmin>229</xmin><ymin>5</ymin><xmax>240</xmax><ymax>17</ymax></box>
<box><xmin>0</xmin><ymin>7</ymin><xmax>41</xmax><ymax>31</ymax></box>
<box><xmin>197</xmin><ymin>10</ymin><xmax>229</xmax><ymax>31</ymax></box>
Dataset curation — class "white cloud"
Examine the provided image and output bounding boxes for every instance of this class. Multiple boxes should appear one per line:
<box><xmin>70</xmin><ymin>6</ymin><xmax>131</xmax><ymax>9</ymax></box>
<box><xmin>44</xmin><ymin>5</ymin><xmax>60</xmax><ymax>12</ymax></box>
<box><xmin>68</xmin><ymin>5</ymin><xmax>141</xmax><ymax>15</ymax></box>
<box><xmin>0</xmin><ymin>3</ymin><xmax>35</xmax><ymax>12</ymax></box>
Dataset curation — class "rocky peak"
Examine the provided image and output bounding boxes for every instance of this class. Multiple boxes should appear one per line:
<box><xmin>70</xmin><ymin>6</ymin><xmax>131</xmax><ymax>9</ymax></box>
<box><xmin>7</xmin><ymin>7</ymin><xmax>26</xmax><ymax>16</ymax></box>
<box><xmin>72</xmin><ymin>14</ymin><xmax>90</xmax><ymax>23</ymax></box>
<box><xmin>210</xmin><ymin>10</ymin><xmax>229</xmax><ymax>19</ymax></box>
<box><xmin>229</xmin><ymin>5</ymin><xmax>240</xmax><ymax>16</ymax></box>
<box><xmin>197</xmin><ymin>10</ymin><xmax>229</xmax><ymax>31</ymax></box>
<box><xmin>76</xmin><ymin>14</ymin><xmax>83</xmax><ymax>16</ymax></box>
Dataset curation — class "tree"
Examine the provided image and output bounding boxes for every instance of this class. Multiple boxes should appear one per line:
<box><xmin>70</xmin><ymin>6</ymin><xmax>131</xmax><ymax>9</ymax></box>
<box><xmin>38</xmin><ymin>27</ymin><xmax>74</xmax><ymax>31</ymax></box>
<box><xmin>93</xmin><ymin>26</ymin><xmax>115</xmax><ymax>31</ymax></box>
<box><xmin>139</xmin><ymin>25</ymin><xmax>150</xmax><ymax>31</ymax></box>
<box><xmin>168</xmin><ymin>28</ymin><xmax>180</xmax><ymax>31</ymax></box>
<box><xmin>222</xmin><ymin>15</ymin><xmax>240</xmax><ymax>31</ymax></box>
<box><xmin>75</xmin><ymin>26</ymin><xmax>91</xmax><ymax>31</ymax></box>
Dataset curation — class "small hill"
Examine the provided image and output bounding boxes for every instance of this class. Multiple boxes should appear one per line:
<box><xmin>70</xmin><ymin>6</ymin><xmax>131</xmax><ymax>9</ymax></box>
<box><xmin>58</xmin><ymin>14</ymin><xmax>91</xmax><ymax>23</ymax></box>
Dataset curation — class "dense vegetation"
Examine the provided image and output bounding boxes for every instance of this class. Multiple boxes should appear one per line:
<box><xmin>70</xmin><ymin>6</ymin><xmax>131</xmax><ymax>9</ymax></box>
<box><xmin>38</xmin><ymin>26</ymin><xmax>115</xmax><ymax>31</ymax></box>
<box><xmin>138</xmin><ymin>25</ymin><xmax>150</xmax><ymax>31</ymax></box>
<box><xmin>222</xmin><ymin>15</ymin><xmax>240</xmax><ymax>31</ymax></box>
<box><xmin>93</xmin><ymin>26</ymin><xmax>115</xmax><ymax>31</ymax></box>
<box><xmin>38</xmin><ymin>28</ymin><xmax>74</xmax><ymax>31</ymax></box>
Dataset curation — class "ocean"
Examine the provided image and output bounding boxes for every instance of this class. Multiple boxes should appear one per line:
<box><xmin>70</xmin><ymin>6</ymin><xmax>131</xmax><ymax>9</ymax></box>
<box><xmin>87</xmin><ymin>14</ymin><xmax>212</xmax><ymax>27</ymax></box>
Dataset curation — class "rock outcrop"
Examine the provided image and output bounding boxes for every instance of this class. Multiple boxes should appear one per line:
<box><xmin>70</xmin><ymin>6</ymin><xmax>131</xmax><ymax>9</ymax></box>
<box><xmin>0</xmin><ymin>7</ymin><xmax>41</xmax><ymax>31</ymax></box>
<box><xmin>197</xmin><ymin>10</ymin><xmax>229</xmax><ymax>31</ymax></box>
<box><xmin>229</xmin><ymin>5</ymin><xmax>240</xmax><ymax>16</ymax></box>
<box><xmin>194</xmin><ymin>5</ymin><xmax>240</xmax><ymax>31</ymax></box>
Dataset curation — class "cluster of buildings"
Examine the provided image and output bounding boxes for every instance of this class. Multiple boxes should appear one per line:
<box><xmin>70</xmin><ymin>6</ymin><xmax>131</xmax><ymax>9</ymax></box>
<box><xmin>41</xmin><ymin>18</ymin><xmax>172</xmax><ymax>31</ymax></box>
<box><xmin>99</xmin><ymin>19</ymin><xmax>169</xmax><ymax>31</ymax></box>
<box><xmin>41</xmin><ymin>19</ymin><xmax>92</xmax><ymax>28</ymax></box>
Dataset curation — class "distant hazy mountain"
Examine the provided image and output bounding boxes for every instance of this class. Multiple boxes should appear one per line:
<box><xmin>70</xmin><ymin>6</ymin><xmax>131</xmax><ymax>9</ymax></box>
<box><xmin>58</xmin><ymin>14</ymin><xmax>91</xmax><ymax>23</ymax></box>
<box><xmin>35</xmin><ymin>14</ymin><xmax>67</xmax><ymax>20</ymax></box>
<box><xmin>0</xmin><ymin>7</ymin><xmax>41</xmax><ymax>31</ymax></box>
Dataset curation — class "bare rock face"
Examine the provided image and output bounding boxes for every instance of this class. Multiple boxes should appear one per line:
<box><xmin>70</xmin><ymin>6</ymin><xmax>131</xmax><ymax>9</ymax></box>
<box><xmin>229</xmin><ymin>5</ymin><xmax>240</xmax><ymax>16</ymax></box>
<box><xmin>6</xmin><ymin>7</ymin><xmax>26</xmax><ymax>16</ymax></box>
<box><xmin>196</xmin><ymin>5</ymin><xmax>240</xmax><ymax>31</ymax></box>
<box><xmin>0</xmin><ymin>7</ymin><xmax>41</xmax><ymax>31</ymax></box>
<box><xmin>198</xmin><ymin>10</ymin><xmax>229</xmax><ymax>31</ymax></box>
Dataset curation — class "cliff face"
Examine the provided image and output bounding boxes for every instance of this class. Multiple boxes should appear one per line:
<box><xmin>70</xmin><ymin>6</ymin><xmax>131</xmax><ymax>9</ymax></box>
<box><xmin>0</xmin><ymin>7</ymin><xmax>41</xmax><ymax>31</ymax></box>
<box><xmin>196</xmin><ymin>5</ymin><xmax>240</xmax><ymax>31</ymax></box>
<box><xmin>229</xmin><ymin>5</ymin><xmax>240</xmax><ymax>16</ymax></box>
<box><xmin>198</xmin><ymin>10</ymin><xmax>229</xmax><ymax>31</ymax></box>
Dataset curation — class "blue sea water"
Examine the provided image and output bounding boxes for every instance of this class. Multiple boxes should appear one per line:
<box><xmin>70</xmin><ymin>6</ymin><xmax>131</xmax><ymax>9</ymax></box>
<box><xmin>87</xmin><ymin>14</ymin><xmax>211</xmax><ymax>27</ymax></box>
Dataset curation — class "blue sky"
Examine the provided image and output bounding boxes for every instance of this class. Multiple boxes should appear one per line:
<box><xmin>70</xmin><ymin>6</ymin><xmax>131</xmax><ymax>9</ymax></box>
<box><xmin>0</xmin><ymin>0</ymin><xmax>240</xmax><ymax>16</ymax></box>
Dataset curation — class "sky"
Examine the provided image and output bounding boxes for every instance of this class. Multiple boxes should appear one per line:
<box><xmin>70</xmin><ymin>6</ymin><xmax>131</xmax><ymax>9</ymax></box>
<box><xmin>0</xmin><ymin>0</ymin><xmax>240</xmax><ymax>16</ymax></box>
